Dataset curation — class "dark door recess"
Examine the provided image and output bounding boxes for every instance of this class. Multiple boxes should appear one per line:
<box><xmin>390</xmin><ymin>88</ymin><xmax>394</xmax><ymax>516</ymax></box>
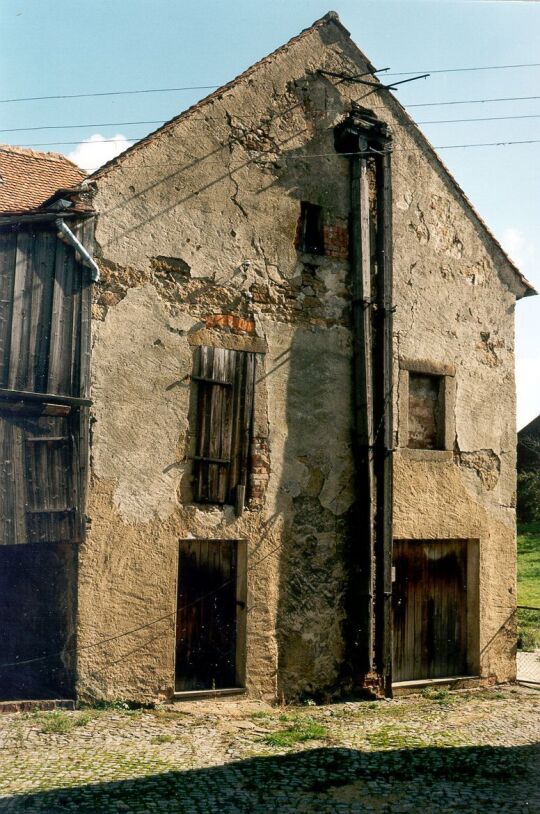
<box><xmin>175</xmin><ymin>539</ymin><xmax>246</xmax><ymax>693</ymax></box>
<box><xmin>392</xmin><ymin>539</ymin><xmax>468</xmax><ymax>682</ymax></box>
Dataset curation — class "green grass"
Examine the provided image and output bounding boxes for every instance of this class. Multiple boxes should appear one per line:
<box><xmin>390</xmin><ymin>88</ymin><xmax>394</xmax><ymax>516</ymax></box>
<box><xmin>150</xmin><ymin>734</ymin><xmax>175</xmax><ymax>745</ymax></box>
<box><xmin>39</xmin><ymin>711</ymin><xmax>75</xmax><ymax>735</ymax></box>
<box><xmin>261</xmin><ymin>717</ymin><xmax>329</xmax><ymax>748</ymax></box>
<box><xmin>421</xmin><ymin>688</ymin><xmax>453</xmax><ymax>705</ymax></box>
<box><xmin>517</xmin><ymin>522</ymin><xmax>540</xmax><ymax>606</ymax></box>
<box><xmin>517</xmin><ymin>523</ymin><xmax>540</xmax><ymax>650</ymax></box>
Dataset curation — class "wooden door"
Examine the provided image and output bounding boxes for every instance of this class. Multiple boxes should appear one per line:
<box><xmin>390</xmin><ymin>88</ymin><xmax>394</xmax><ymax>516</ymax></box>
<box><xmin>175</xmin><ymin>540</ymin><xmax>245</xmax><ymax>692</ymax></box>
<box><xmin>392</xmin><ymin>540</ymin><xmax>468</xmax><ymax>682</ymax></box>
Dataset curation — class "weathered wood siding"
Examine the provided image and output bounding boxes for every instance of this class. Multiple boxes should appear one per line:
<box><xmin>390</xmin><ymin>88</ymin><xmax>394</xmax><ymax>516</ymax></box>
<box><xmin>0</xmin><ymin>222</ymin><xmax>92</xmax><ymax>546</ymax></box>
<box><xmin>176</xmin><ymin>539</ymin><xmax>242</xmax><ymax>692</ymax></box>
<box><xmin>393</xmin><ymin>539</ymin><xmax>468</xmax><ymax>681</ymax></box>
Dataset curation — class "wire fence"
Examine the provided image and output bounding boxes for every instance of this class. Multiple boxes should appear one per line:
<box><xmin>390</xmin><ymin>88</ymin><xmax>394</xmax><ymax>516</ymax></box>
<box><xmin>517</xmin><ymin>606</ymin><xmax>540</xmax><ymax>685</ymax></box>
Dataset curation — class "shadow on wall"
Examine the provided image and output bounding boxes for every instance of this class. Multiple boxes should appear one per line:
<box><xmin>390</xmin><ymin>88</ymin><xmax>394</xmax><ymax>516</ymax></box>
<box><xmin>274</xmin><ymin>326</ymin><xmax>358</xmax><ymax>702</ymax></box>
<box><xmin>3</xmin><ymin>744</ymin><xmax>538</xmax><ymax>813</ymax></box>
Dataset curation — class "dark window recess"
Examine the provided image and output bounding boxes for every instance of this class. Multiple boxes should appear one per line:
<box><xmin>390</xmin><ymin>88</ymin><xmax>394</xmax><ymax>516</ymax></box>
<box><xmin>297</xmin><ymin>201</ymin><xmax>324</xmax><ymax>254</ymax></box>
<box><xmin>408</xmin><ymin>372</ymin><xmax>444</xmax><ymax>450</ymax></box>
<box><xmin>191</xmin><ymin>346</ymin><xmax>256</xmax><ymax>508</ymax></box>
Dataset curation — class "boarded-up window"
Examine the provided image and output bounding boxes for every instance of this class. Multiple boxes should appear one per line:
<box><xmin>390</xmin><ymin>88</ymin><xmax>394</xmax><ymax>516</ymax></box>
<box><xmin>408</xmin><ymin>372</ymin><xmax>443</xmax><ymax>450</ymax></box>
<box><xmin>192</xmin><ymin>346</ymin><xmax>256</xmax><ymax>507</ymax></box>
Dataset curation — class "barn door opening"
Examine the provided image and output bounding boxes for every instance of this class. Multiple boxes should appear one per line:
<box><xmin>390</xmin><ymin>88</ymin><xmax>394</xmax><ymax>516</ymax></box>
<box><xmin>392</xmin><ymin>539</ymin><xmax>473</xmax><ymax>682</ymax></box>
<box><xmin>175</xmin><ymin>539</ymin><xmax>246</xmax><ymax>693</ymax></box>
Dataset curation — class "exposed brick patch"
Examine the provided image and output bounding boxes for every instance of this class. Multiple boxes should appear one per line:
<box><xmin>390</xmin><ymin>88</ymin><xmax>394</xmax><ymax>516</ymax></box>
<box><xmin>323</xmin><ymin>219</ymin><xmax>349</xmax><ymax>260</ymax></box>
<box><xmin>205</xmin><ymin>314</ymin><xmax>256</xmax><ymax>334</ymax></box>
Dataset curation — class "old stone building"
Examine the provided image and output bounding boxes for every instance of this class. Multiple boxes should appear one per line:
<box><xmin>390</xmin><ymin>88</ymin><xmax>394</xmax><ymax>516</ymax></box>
<box><xmin>0</xmin><ymin>12</ymin><xmax>535</xmax><ymax>703</ymax></box>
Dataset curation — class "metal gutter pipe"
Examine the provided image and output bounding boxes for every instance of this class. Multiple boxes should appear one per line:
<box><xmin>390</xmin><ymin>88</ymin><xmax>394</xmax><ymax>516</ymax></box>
<box><xmin>56</xmin><ymin>218</ymin><xmax>100</xmax><ymax>282</ymax></box>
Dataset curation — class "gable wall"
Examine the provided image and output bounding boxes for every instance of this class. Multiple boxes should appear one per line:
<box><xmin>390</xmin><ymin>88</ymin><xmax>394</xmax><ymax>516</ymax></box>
<box><xmin>77</xmin><ymin>21</ymin><xmax>517</xmax><ymax>702</ymax></box>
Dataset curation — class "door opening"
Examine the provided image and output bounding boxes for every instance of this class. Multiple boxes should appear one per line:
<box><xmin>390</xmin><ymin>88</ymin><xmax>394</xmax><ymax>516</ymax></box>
<box><xmin>392</xmin><ymin>539</ymin><xmax>472</xmax><ymax>682</ymax></box>
<box><xmin>175</xmin><ymin>539</ymin><xmax>246</xmax><ymax>693</ymax></box>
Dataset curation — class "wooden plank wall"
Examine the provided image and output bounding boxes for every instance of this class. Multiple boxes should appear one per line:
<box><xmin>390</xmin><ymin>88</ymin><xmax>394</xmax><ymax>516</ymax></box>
<box><xmin>0</xmin><ymin>222</ymin><xmax>93</xmax><ymax>546</ymax></box>
<box><xmin>0</xmin><ymin>224</ymin><xmax>92</xmax><ymax>398</ymax></box>
<box><xmin>393</xmin><ymin>539</ymin><xmax>468</xmax><ymax>681</ymax></box>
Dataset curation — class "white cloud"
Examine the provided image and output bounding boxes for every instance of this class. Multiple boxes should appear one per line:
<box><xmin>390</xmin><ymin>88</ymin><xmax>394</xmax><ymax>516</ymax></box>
<box><xmin>500</xmin><ymin>227</ymin><xmax>538</xmax><ymax>280</ymax></box>
<box><xmin>68</xmin><ymin>133</ymin><xmax>132</xmax><ymax>172</ymax></box>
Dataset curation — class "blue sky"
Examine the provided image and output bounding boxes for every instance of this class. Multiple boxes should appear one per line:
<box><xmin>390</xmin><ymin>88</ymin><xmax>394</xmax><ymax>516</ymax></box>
<box><xmin>1</xmin><ymin>0</ymin><xmax>539</xmax><ymax>427</ymax></box>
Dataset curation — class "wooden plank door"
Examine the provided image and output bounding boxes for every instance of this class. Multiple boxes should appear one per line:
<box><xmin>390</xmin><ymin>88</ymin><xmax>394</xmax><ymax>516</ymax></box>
<box><xmin>175</xmin><ymin>540</ymin><xmax>244</xmax><ymax>692</ymax></box>
<box><xmin>392</xmin><ymin>540</ymin><xmax>468</xmax><ymax>682</ymax></box>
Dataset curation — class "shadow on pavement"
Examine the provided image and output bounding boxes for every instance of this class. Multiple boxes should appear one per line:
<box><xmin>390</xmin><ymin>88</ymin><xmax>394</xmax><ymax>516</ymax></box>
<box><xmin>2</xmin><ymin>743</ymin><xmax>539</xmax><ymax>813</ymax></box>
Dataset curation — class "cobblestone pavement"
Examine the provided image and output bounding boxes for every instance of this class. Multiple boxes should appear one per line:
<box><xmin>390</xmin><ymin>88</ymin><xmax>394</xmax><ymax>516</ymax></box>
<box><xmin>0</xmin><ymin>685</ymin><xmax>538</xmax><ymax>813</ymax></box>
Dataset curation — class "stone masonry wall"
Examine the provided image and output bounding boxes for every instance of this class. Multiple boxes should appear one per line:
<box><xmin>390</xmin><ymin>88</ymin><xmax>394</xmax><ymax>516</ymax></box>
<box><xmin>76</xmin><ymin>17</ymin><xmax>522</xmax><ymax>703</ymax></box>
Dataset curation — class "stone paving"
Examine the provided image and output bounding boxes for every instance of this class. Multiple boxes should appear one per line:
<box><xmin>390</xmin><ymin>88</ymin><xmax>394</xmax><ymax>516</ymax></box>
<box><xmin>0</xmin><ymin>685</ymin><xmax>538</xmax><ymax>813</ymax></box>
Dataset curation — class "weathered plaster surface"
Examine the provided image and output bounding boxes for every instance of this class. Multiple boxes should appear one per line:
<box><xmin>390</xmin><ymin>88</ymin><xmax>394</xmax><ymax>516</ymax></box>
<box><xmin>77</xmin><ymin>17</ymin><xmax>521</xmax><ymax>702</ymax></box>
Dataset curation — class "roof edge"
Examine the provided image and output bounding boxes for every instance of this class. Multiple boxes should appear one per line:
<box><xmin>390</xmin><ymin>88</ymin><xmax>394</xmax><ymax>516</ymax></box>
<box><xmin>87</xmin><ymin>11</ymin><xmax>535</xmax><ymax>298</ymax></box>
<box><xmin>89</xmin><ymin>11</ymin><xmax>346</xmax><ymax>181</ymax></box>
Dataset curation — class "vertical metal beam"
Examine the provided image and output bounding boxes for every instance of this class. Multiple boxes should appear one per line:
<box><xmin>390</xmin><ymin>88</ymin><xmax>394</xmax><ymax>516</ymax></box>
<box><xmin>350</xmin><ymin>145</ymin><xmax>376</xmax><ymax>676</ymax></box>
<box><xmin>375</xmin><ymin>149</ymin><xmax>394</xmax><ymax>697</ymax></box>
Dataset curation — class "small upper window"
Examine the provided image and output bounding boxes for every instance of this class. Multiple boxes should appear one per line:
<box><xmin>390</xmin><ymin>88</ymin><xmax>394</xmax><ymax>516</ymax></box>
<box><xmin>191</xmin><ymin>346</ymin><xmax>256</xmax><ymax>509</ymax></box>
<box><xmin>297</xmin><ymin>201</ymin><xmax>324</xmax><ymax>255</ymax></box>
<box><xmin>408</xmin><ymin>372</ymin><xmax>444</xmax><ymax>450</ymax></box>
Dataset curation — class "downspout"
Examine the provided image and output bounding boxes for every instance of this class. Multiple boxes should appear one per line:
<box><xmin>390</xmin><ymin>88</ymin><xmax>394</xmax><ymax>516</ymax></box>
<box><xmin>56</xmin><ymin>218</ymin><xmax>100</xmax><ymax>282</ymax></box>
<box><xmin>374</xmin><ymin>146</ymin><xmax>395</xmax><ymax>698</ymax></box>
<box><xmin>335</xmin><ymin>117</ymin><xmax>376</xmax><ymax>682</ymax></box>
<box><xmin>335</xmin><ymin>106</ymin><xmax>394</xmax><ymax>696</ymax></box>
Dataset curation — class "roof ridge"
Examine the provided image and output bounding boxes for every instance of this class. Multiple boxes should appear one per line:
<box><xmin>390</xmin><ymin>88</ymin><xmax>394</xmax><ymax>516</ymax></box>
<box><xmin>90</xmin><ymin>11</ymin><xmax>345</xmax><ymax>180</ymax></box>
<box><xmin>0</xmin><ymin>144</ymin><xmax>84</xmax><ymax>170</ymax></box>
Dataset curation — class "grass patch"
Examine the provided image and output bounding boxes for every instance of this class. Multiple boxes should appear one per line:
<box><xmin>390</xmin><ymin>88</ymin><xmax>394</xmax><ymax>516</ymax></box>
<box><xmin>366</xmin><ymin>726</ymin><xmax>426</xmax><ymax>750</ymax></box>
<box><xmin>517</xmin><ymin>522</ymin><xmax>540</xmax><ymax>650</ymax></box>
<box><xmin>150</xmin><ymin>734</ymin><xmax>175</xmax><ymax>745</ymax></box>
<box><xmin>74</xmin><ymin>711</ymin><xmax>98</xmax><ymax>727</ymax></box>
<box><xmin>421</xmin><ymin>688</ymin><xmax>453</xmax><ymax>705</ymax></box>
<box><xmin>262</xmin><ymin>718</ymin><xmax>328</xmax><ymax>748</ymax></box>
<box><xmin>517</xmin><ymin>523</ymin><xmax>540</xmax><ymax>606</ymax></box>
<box><xmin>39</xmin><ymin>711</ymin><xmax>75</xmax><ymax>735</ymax></box>
<box><xmin>250</xmin><ymin>710</ymin><xmax>272</xmax><ymax>720</ymax></box>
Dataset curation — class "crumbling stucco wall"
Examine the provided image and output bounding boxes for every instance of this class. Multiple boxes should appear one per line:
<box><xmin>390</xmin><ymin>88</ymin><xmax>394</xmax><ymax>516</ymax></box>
<box><xmin>77</xmin><ymin>16</ymin><xmax>521</xmax><ymax>702</ymax></box>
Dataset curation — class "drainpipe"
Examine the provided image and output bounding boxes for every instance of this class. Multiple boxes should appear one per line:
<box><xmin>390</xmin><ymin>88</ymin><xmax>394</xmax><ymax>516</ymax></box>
<box><xmin>56</xmin><ymin>218</ymin><xmax>100</xmax><ymax>282</ymax></box>
<box><xmin>335</xmin><ymin>106</ymin><xmax>394</xmax><ymax>696</ymax></box>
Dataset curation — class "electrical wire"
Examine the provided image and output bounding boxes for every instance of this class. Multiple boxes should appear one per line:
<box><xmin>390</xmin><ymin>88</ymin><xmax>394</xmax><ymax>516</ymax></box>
<box><xmin>5</xmin><ymin>108</ymin><xmax>540</xmax><ymax>136</ymax></box>
<box><xmin>386</xmin><ymin>61</ymin><xmax>540</xmax><ymax>76</ymax></box>
<box><xmin>0</xmin><ymin>529</ymin><xmax>283</xmax><ymax>671</ymax></box>
<box><xmin>3</xmin><ymin>61</ymin><xmax>540</xmax><ymax>105</ymax></box>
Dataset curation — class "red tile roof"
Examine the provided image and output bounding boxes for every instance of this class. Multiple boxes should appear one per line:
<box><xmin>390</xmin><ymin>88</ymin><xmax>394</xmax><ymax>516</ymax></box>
<box><xmin>0</xmin><ymin>145</ymin><xmax>86</xmax><ymax>214</ymax></box>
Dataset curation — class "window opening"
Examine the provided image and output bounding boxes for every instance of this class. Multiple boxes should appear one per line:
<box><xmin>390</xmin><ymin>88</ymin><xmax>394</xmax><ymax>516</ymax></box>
<box><xmin>297</xmin><ymin>201</ymin><xmax>324</xmax><ymax>255</ymax></box>
<box><xmin>408</xmin><ymin>372</ymin><xmax>444</xmax><ymax>450</ymax></box>
<box><xmin>191</xmin><ymin>346</ymin><xmax>256</xmax><ymax>509</ymax></box>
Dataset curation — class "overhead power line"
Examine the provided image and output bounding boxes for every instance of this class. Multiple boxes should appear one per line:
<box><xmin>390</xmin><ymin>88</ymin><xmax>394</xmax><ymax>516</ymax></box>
<box><xmin>2</xmin><ymin>62</ymin><xmax>540</xmax><ymax>105</ymax></box>
<box><xmin>0</xmin><ymin>86</ymin><xmax>220</xmax><ymax>104</ymax></box>
<box><xmin>386</xmin><ymin>62</ymin><xmax>540</xmax><ymax>76</ymax></box>
<box><xmin>13</xmin><ymin>137</ymin><xmax>540</xmax><ymax>152</ymax></box>
<box><xmin>406</xmin><ymin>94</ymin><xmax>540</xmax><ymax>108</ymax></box>
<box><xmin>4</xmin><ymin>108</ymin><xmax>540</xmax><ymax>134</ymax></box>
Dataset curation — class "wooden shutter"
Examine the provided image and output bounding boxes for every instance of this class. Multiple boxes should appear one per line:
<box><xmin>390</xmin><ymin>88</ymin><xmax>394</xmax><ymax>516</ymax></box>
<box><xmin>192</xmin><ymin>346</ymin><xmax>256</xmax><ymax>507</ymax></box>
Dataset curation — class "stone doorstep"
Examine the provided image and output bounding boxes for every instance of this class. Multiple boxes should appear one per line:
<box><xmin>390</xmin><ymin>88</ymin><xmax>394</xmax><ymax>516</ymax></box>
<box><xmin>0</xmin><ymin>699</ymin><xmax>75</xmax><ymax>714</ymax></box>
<box><xmin>392</xmin><ymin>675</ymin><xmax>486</xmax><ymax>696</ymax></box>
<box><xmin>173</xmin><ymin>687</ymin><xmax>247</xmax><ymax>702</ymax></box>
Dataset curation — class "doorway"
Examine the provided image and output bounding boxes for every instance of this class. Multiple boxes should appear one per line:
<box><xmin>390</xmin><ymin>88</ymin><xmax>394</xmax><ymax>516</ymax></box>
<box><xmin>392</xmin><ymin>539</ymin><xmax>472</xmax><ymax>682</ymax></box>
<box><xmin>175</xmin><ymin>539</ymin><xmax>246</xmax><ymax>693</ymax></box>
